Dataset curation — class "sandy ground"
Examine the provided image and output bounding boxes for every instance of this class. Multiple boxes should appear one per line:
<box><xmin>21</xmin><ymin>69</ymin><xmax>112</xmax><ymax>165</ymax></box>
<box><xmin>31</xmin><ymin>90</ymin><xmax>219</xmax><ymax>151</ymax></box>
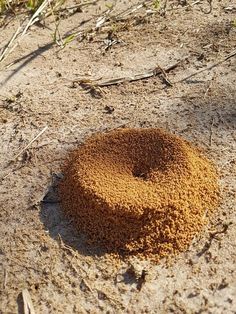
<box><xmin>0</xmin><ymin>0</ymin><xmax>236</xmax><ymax>313</ymax></box>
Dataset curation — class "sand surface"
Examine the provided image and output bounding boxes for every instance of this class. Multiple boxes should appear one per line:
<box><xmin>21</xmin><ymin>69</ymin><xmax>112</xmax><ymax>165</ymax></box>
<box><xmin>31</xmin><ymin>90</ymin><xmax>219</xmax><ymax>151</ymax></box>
<box><xmin>0</xmin><ymin>0</ymin><xmax>236</xmax><ymax>313</ymax></box>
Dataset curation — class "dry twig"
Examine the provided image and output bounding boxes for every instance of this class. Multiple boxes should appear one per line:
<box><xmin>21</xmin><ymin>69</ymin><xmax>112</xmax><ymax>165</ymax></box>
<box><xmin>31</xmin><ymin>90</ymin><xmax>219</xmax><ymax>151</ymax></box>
<box><xmin>3</xmin><ymin>268</ymin><xmax>8</xmax><ymax>289</ymax></box>
<box><xmin>177</xmin><ymin>49</ymin><xmax>236</xmax><ymax>83</ymax></box>
<box><xmin>96</xmin><ymin>59</ymin><xmax>185</xmax><ymax>86</ymax></box>
<box><xmin>197</xmin><ymin>223</ymin><xmax>232</xmax><ymax>257</ymax></box>
<box><xmin>137</xmin><ymin>270</ymin><xmax>148</xmax><ymax>291</ymax></box>
<box><xmin>0</xmin><ymin>126</ymin><xmax>48</xmax><ymax>181</ymax></box>
<box><xmin>209</xmin><ymin>117</ymin><xmax>215</xmax><ymax>146</ymax></box>
<box><xmin>11</xmin><ymin>126</ymin><xmax>48</xmax><ymax>162</ymax></box>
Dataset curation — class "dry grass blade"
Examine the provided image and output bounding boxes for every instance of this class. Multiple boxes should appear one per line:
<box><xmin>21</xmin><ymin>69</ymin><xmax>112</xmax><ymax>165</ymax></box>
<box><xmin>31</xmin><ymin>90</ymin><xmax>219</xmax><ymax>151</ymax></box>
<box><xmin>0</xmin><ymin>24</ymin><xmax>22</xmax><ymax>62</ymax></box>
<box><xmin>64</xmin><ymin>0</ymin><xmax>98</xmax><ymax>11</ymax></box>
<box><xmin>1</xmin><ymin>0</ymin><xmax>155</xmax><ymax>68</ymax></box>
<box><xmin>112</xmin><ymin>0</ymin><xmax>153</xmax><ymax>21</ymax></box>
<box><xmin>60</xmin><ymin>0</ymin><xmax>154</xmax><ymax>45</ymax></box>
<box><xmin>21</xmin><ymin>289</ymin><xmax>36</xmax><ymax>314</ymax></box>
<box><xmin>0</xmin><ymin>0</ymin><xmax>50</xmax><ymax>64</ymax></box>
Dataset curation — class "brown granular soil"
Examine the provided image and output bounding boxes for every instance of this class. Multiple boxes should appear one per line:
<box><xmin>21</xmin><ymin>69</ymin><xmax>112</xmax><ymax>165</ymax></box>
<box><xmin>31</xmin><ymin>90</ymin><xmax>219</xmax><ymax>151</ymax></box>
<box><xmin>59</xmin><ymin>128</ymin><xmax>220</xmax><ymax>260</ymax></box>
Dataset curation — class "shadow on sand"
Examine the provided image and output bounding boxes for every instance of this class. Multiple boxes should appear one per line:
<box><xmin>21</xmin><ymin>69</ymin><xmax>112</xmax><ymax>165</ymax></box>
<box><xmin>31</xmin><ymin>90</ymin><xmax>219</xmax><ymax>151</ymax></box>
<box><xmin>40</xmin><ymin>173</ymin><xmax>108</xmax><ymax>258</ymax></box>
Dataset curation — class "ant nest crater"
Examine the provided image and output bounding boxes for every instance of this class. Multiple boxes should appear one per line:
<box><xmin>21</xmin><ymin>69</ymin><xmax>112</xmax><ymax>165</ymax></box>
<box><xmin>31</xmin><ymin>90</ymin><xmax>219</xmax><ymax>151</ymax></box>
<box><xmin>60</xmin><ymin>128</ymin><xmax>220</xmax><ymax>260</ymax></box>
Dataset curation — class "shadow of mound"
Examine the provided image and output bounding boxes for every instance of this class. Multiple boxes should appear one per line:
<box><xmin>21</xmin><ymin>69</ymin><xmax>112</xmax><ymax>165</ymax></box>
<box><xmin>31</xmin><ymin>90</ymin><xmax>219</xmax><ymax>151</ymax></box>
<box><xmin>40</xmin><ymin>173</ymin><xmax>108</xmax><ymax>258</ymax></box>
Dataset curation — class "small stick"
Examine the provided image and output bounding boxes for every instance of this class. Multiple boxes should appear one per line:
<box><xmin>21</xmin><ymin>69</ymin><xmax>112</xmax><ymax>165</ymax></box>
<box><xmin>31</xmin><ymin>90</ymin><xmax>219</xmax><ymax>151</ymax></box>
<box><xmin>97</xmin><ymin>59</ymin><xmax>185</xmax><ymax>87</ymax></box>
<box><xmin>81</xmin><ymin>278</ymin><xmax>93</xmax><ymax>292</ymax></box>
<box><xmin>209</xmin><ymin>117</ymin><xmax>214</xmax><ymax>146</ymax></box>
<box><xmin>3</xmin><ymin>268</ymin><xmax>8</xmax><ymax>289</ymax></box>
<box><xmin>11</xmin><ymin>126</ymin><xmax>48</xmax><ymax>162</ymax></box>
<box><xmin>58</xmin><ymin>234</ymin><xmax>77</xmax><ymax>255</ymax></box>
<box><xmin>177</xmin><ymin>49</ymin><xmax>236</xmax><ymax>83</ymax></box>
<box><xmin>137</xmin><ymin>270</ymin><xmax>148</xmax><ymax>291</ymax></box>
<box><xmin>204</xmin><ymin>73</ymin><xmax>216</xmax><ymax>99</ymax></box>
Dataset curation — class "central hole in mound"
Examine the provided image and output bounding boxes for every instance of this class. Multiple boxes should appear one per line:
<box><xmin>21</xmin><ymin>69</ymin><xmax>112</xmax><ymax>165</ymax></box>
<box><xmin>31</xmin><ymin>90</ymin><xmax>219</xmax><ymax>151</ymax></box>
<box><xmin>132</xmin><ymin>169</ymin><xmax>149</xmax><ymax>180</ymax></box>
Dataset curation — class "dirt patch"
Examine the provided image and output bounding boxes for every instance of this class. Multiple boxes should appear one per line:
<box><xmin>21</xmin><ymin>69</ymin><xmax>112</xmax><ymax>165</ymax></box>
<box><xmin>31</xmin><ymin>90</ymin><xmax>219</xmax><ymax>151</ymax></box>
<box><xmin>0</xmin><ymin>0</ymin><xmax>236</xmax><ymax>313</ymax></box>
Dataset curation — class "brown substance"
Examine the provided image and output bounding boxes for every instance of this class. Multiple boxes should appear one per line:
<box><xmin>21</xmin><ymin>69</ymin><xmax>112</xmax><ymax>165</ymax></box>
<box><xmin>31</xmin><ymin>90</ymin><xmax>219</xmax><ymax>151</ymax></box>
<box><xmin>59</xmin><ymin>128</ymin><xmax>220</xmax><ymax>260</ymax></box>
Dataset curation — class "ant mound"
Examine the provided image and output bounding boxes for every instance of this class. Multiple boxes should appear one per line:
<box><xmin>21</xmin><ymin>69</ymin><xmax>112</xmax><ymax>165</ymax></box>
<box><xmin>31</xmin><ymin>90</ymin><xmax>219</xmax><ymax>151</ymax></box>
<box><xmin>60</xmin><ymin>128</ymin><xmax>219</xmax><ymax>260</ymax></box>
